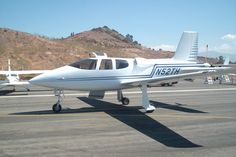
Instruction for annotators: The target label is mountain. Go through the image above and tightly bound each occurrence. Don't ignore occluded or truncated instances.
[0,26,173,70]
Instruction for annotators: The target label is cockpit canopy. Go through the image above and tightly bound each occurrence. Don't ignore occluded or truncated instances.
[69,59,97,70]
[69,58,129,70]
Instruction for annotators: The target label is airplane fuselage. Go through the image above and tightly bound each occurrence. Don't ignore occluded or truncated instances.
[30,57,211,91]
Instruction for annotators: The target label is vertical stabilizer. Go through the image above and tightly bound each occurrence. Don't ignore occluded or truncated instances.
[173,31,198,62]
[224,56,229,65]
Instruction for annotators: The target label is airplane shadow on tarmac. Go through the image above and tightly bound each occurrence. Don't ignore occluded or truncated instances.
[78,97,203,148]
[11,97,206,148]
[150,101,207,113]
[0,90,14,95]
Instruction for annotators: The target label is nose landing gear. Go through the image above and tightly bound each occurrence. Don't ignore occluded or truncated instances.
[52,90,63,113]
[52,103,62,113]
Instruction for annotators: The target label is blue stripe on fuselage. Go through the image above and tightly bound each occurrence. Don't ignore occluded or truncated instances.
[63,64,206,81]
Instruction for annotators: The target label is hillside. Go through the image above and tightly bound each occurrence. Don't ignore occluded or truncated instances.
[0,26,173,70]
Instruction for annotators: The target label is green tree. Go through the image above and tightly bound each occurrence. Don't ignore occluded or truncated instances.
[125,34,133,42]
[218,56,224,64]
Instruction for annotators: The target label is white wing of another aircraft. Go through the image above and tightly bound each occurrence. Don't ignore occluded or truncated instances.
[30,31,232,113]
[0,60,49,91]
[0,70,48,75]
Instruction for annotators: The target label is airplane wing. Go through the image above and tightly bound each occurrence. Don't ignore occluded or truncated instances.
[121,71,207,87]
[0,70,50,75]
[121,66,233,87]
[0,71,9,75]
[3,70,49,75]
[1,81,30,86]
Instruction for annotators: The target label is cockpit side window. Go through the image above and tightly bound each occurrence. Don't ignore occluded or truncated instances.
[69,59,97,70]
[99,59,113,70]
[116,59,129,69]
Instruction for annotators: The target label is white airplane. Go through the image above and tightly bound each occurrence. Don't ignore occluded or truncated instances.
[30,31,230,113]
[224,56,229,65]
[0,60,49,91]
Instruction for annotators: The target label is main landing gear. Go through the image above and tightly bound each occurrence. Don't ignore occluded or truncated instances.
[117,90,130,105]
[117,85,156,113]
[52,90,63,113]
[51,86,155,113]
[141,84,155,113]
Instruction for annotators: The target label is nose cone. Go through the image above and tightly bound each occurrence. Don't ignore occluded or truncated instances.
[29,65,76,88]
[29,73,50,87]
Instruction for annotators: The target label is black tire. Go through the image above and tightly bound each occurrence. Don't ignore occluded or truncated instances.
[146,109,155,113]
[52,103,62,113]
[146,103,155,113]
[121,97,129,105]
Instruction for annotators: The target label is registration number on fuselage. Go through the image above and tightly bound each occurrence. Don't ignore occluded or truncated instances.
[155,67,181,76]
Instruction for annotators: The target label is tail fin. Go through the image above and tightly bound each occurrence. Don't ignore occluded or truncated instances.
[224,56,229,65]
[173,31,198,62]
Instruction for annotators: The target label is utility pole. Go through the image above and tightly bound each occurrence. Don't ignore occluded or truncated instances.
[205,44,208,63]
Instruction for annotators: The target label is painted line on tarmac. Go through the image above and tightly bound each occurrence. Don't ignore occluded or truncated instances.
[0,87,236,99]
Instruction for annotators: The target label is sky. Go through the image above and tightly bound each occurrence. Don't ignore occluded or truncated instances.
[1,0,236,61]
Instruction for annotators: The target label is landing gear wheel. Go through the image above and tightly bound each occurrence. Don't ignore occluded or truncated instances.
[52,103,62,113]
[121,97,129,105]
[146,109,155,113]
[145,103,156,113]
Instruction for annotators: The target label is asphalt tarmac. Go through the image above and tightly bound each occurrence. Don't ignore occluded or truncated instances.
[0,80,236,157]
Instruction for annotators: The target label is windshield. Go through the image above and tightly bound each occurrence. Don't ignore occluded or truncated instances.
[69,59,97,70]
